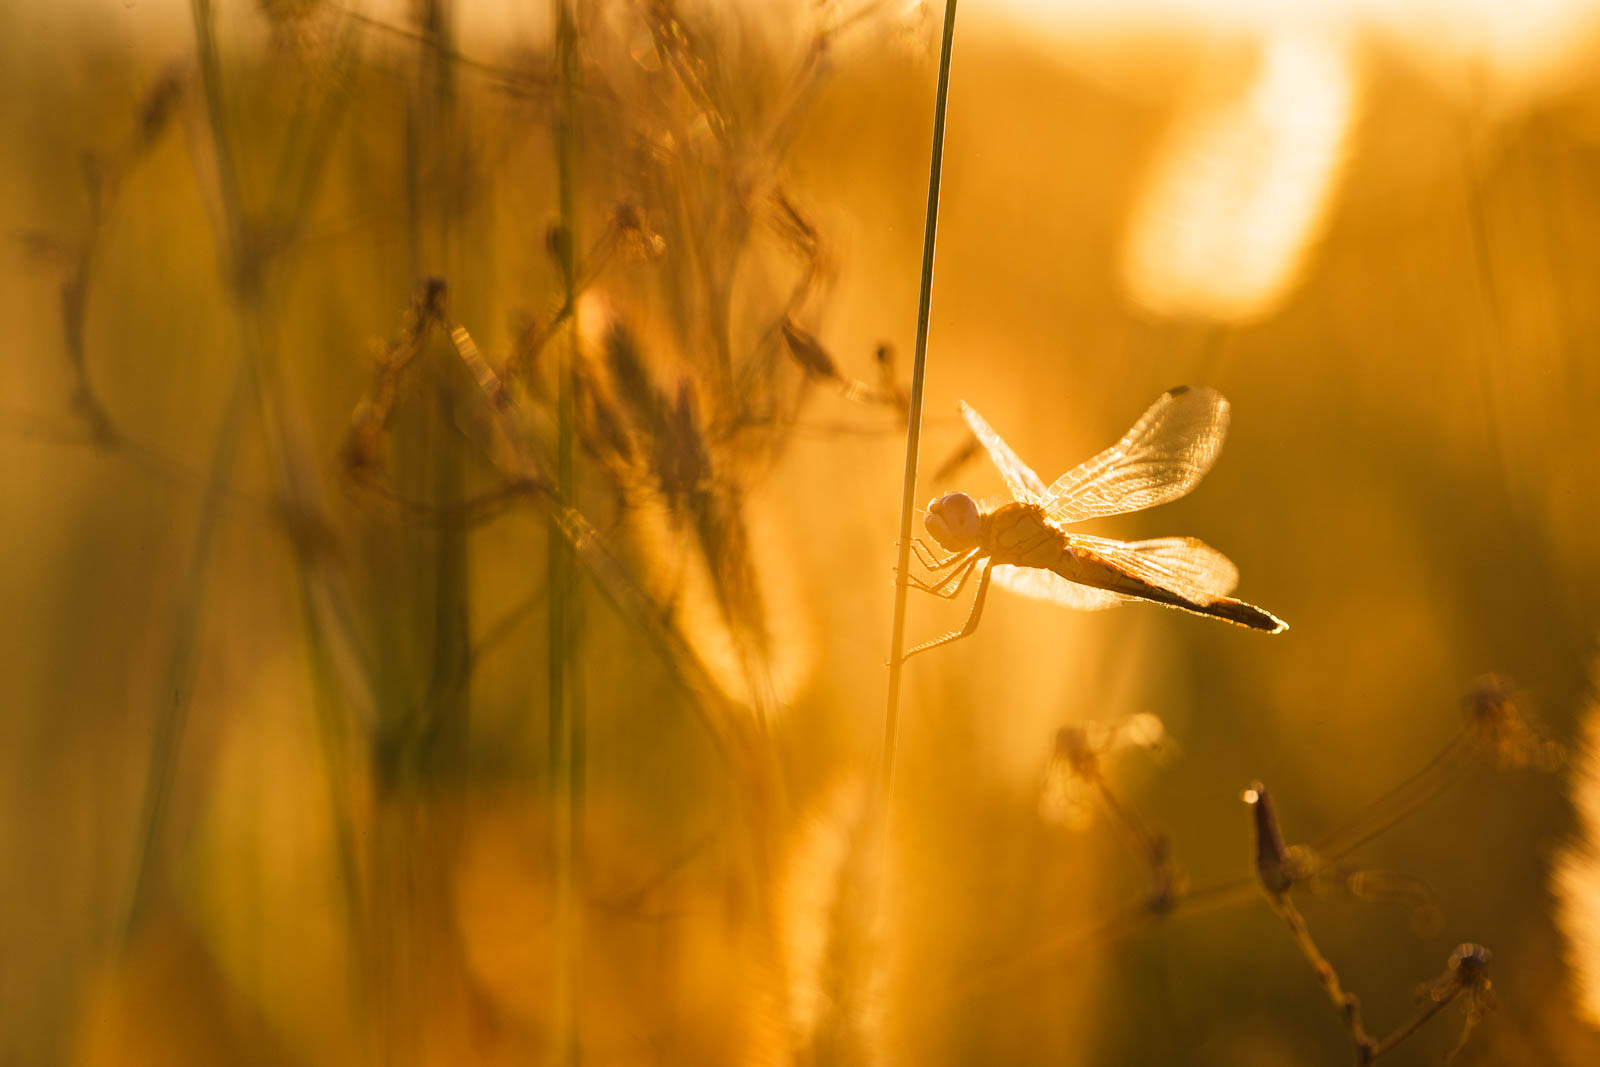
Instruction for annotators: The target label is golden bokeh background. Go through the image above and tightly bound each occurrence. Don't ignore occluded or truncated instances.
[7,1,1600,1064]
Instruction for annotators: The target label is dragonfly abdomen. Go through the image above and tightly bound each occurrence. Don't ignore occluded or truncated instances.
[1051,545,1287,633]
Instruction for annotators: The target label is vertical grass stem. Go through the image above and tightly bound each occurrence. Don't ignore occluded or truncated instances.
[550,3,583,1063]
[882,0,958,799]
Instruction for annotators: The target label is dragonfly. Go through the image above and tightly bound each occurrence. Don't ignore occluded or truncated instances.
[905,386,1286,660]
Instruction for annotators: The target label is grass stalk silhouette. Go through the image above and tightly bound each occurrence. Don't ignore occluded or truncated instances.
[882,0,959,800]
[550,2,584,1061]
[121,2,248,944]
[121,360,253,946]
[127,0,373,985]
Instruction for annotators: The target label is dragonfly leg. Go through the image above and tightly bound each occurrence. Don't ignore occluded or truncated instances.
[910,537,965,571]
[906,546,975,591]
[908,553,979,599]
[902,561,993,662]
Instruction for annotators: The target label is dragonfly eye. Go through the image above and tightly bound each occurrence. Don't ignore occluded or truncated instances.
[924,492,981,551]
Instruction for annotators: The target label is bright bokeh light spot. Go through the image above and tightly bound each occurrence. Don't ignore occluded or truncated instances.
[1556,706,1600,1029]
[1122,31,1357,323]
[781,777,872,1044]
[987,0,1600,91]
[1120,711,1167,749]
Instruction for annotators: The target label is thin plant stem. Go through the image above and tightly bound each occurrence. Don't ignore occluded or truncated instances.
[444,324,744,764]
[392,0,474,773]
[1271,895,1376,1060]
[881,0,958,800]
[864,13,959,1041]
[122,0,302,946]
[167,0,375,1019]
[1093,777,1160,865]
[913,720,1492,1021]
[1307,732,1473,862]
[1370,993,1458,1060]
[121,359,253,945]
[550,2,583,1063]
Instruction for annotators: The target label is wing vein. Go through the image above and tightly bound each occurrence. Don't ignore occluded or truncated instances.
[1043,387,1230,523]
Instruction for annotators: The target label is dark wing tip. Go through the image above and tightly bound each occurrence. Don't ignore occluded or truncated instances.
[1212,597,1289,633]
[1257,607,1290,634]
[1245,604,1290,634]
[1167,385,1191,396]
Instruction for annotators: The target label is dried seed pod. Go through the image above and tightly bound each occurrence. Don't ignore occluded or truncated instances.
[781,319,839,380]
[874,342,908,413]
[574,358,635,470]
[1463,674,1563,771]
[614,200,666,260]
[1246,782,1295,897]
[660,378,710,500]
[547,222,575,285]
[134,67,185,154]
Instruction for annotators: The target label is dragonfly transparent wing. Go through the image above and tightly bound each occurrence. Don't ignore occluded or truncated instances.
[1043,386,1229,523]
[1068,533,1240,604]
[959,402,1047,505]
[1038,767,1096,829]
[990,563,1124,610]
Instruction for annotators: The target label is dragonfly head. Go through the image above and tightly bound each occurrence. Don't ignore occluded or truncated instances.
[925,492,982,551]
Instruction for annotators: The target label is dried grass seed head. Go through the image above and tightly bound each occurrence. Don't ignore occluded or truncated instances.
[780,319,839,380]
[1463,673,1564,771]
[1246,782,1296,897]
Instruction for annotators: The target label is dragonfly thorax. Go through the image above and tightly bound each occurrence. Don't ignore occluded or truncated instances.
[925,492,983,552]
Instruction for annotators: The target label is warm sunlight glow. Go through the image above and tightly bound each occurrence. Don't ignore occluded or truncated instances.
[575,299,813,714]
[1039,714,1169,829]
[1556,693,1600,1029]
[1120,711,1167,750]
[780,778,875,1047]
[1122,31,1356,323]
[13,1,1600,1062]
[989,0,1600,92]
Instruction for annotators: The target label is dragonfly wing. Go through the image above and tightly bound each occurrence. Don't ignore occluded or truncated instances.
[1069,533,1240,603]
[1043,386,1230,523]
[960,401,1047,504]
[991,563,1124,610]
[1039,771,1096,829]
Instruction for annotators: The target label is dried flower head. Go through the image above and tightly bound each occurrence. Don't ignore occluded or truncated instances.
[613,201,667,261]
[1419,943,1495,1062]
[1463,674,1564,771]
[1244,782,1321,897]
[780,319,840,381]
[1038,714,1167,829]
